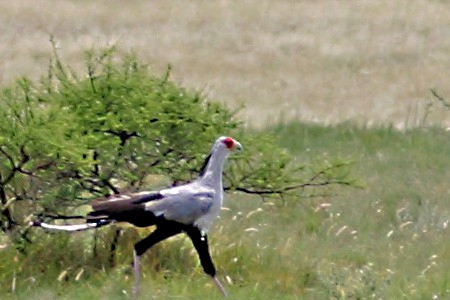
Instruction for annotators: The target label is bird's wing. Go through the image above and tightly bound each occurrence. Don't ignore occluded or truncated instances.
[143,185,215,225]
[89,191,164,218]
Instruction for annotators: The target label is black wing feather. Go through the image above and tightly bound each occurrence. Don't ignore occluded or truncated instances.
[132,192,165,204]
[88,191,164,218]
[87,191,166,227]
[198,152,212,177]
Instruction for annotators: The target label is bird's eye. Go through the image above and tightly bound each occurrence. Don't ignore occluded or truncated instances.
[222,137,235,149]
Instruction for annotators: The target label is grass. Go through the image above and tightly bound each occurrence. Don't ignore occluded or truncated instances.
[2,122,450,299]
[272,122,450,299]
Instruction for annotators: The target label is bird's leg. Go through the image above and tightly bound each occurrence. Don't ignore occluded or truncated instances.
[132,225,183,297]
[212,276,228,297]
[186,226,228,297]
[133,249,141,297]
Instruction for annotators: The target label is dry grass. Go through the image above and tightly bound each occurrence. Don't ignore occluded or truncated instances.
[1,0,450,127]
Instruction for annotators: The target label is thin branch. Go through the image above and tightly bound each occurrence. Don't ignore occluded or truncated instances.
[103,178,120,195]
[102,129,140,146]
[0,147,16,170]
[0,146,32,185]
[147,147,174,168]
[79,181,104,195]
[226,179,352,195]
[225,161,353,197]
[1,197,16,213]
[431,89,450,109]
[88,150,120,195]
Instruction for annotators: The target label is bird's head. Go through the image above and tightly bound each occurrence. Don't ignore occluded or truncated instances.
[217,136,243,152]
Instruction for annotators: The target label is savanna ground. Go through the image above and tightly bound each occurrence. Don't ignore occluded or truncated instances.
[1,0,450,299]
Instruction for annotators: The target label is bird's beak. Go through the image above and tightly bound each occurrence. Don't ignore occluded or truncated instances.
[233,141,243,151]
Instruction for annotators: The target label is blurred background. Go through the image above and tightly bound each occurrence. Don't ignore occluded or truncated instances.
[2,0,450,128]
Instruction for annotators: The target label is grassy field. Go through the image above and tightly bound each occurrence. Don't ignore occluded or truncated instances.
[2,0,450,126]
[1,123,450,299]
[1,0,450,299]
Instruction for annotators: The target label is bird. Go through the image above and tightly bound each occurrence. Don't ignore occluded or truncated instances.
[31,136,242,297]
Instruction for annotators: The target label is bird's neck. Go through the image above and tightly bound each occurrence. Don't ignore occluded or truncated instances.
[198,148,228,190]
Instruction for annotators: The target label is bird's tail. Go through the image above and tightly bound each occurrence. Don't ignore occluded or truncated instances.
[31,217,111,232]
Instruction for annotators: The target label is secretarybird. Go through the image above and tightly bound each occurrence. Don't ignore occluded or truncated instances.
[32,136,242,297]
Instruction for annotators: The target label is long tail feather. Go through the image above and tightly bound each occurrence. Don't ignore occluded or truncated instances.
[31,220,110,232]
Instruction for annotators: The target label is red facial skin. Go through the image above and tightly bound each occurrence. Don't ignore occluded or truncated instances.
[223,137,235,149]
